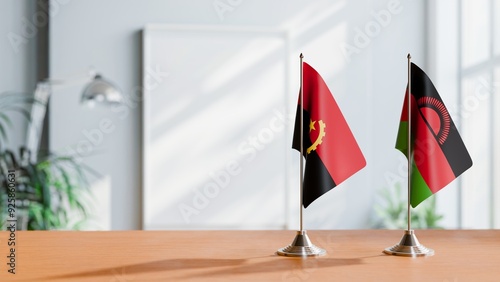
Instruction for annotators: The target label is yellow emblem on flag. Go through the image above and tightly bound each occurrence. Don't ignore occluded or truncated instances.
[307,119,326,154]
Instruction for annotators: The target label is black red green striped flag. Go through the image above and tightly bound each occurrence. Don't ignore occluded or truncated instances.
[292,62,366,208]
[396,63,473,208]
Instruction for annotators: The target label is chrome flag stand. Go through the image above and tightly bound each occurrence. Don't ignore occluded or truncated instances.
[277,53,326,257]
[277,230,326,257]
[383,54,434,257]
[384,229,434,257]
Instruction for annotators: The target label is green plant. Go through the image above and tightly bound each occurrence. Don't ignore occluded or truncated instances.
[0,92,94,230]
[372,182,444,229]
[0,148,93,230]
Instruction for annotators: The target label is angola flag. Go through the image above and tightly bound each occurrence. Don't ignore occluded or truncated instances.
[292,62,366,208]
[396,63,473,208]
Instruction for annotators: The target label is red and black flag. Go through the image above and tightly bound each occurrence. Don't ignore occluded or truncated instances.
[292,62,366,208]
[396,63,473,207]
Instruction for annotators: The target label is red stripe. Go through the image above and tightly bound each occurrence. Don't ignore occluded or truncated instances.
[303,62,366,184]
[414,104,456,193]
[399,88,409,122]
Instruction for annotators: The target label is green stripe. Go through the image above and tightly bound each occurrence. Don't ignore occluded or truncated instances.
[410,162,433,208]
[395,121,408,156]
[396,121,433,208]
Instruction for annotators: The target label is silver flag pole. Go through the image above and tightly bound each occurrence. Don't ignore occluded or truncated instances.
[277,53,326,257]
[383,54,434,257]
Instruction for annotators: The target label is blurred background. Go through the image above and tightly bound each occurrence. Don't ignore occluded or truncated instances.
[0,0,498,230]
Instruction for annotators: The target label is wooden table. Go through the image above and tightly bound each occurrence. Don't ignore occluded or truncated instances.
[0,230,499,281]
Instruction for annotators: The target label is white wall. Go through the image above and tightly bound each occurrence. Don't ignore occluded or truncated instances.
[49,0,426,230]
[0,0,37,150]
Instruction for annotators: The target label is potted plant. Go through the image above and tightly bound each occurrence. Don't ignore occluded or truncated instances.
[0,92,93,230]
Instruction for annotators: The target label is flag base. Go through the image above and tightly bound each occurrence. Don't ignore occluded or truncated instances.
[277,230,326,257]
[383,230,434,257]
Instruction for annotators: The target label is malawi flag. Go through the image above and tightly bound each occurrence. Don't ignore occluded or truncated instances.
[396,63,473,207]
[292,62,366,208]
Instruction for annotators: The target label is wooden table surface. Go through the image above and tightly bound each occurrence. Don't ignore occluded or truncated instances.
[0,230,499,281]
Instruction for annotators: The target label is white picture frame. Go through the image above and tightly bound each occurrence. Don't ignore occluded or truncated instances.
[142,24,292,230]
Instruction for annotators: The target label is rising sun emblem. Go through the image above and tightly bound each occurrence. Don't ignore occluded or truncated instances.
[417,97,451,145]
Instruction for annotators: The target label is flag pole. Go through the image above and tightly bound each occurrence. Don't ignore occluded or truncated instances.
[383,53,434,257]
[299,53,304,232]
[407,53,412,232]
[277,53,325,257]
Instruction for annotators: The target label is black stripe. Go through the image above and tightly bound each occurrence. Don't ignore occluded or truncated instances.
[292,104,312,157]
[292,105,337,208]
[302,151,337,208]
